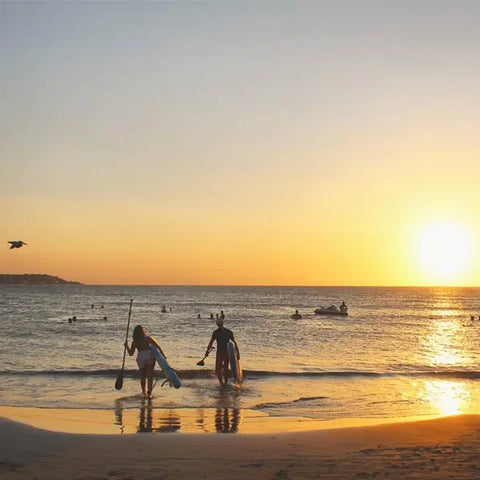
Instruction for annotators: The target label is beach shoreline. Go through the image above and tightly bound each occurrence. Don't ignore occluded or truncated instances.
[0,405,439,435]
[2,409,480,479]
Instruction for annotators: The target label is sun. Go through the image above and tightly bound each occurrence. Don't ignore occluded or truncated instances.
[417,222,473,284]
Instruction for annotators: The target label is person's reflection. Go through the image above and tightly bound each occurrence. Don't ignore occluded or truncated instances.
[196,409,207,432]
[138,398,154,432]
[115,398,182,434]
[114,399,125,434]
[214,408,240,433]
[138,401,181,433]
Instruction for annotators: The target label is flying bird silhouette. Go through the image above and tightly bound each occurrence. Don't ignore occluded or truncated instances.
[8,241,28,249]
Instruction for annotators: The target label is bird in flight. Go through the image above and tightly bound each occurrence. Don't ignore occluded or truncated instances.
[8,241,28,249]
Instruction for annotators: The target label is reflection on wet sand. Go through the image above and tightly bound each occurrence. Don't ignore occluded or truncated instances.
[213,383,241,433]
[215,408,240,433]
[138,403,181,433]
[114,398,243,434]
[114,400,124,434]
[115,398,181,433]
[422,380,470,416]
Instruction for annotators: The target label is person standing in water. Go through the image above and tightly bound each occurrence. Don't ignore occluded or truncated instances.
[125,325,165,398]
[204,319,240,386]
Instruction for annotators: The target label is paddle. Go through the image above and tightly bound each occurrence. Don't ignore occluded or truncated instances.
[115,299,133,390]
[196,347,214,366]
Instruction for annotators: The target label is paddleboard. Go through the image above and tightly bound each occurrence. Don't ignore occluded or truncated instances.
[149,343,181,389]
[227,341,243,384]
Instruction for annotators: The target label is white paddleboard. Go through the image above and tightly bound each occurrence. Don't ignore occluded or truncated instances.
[227,341,243,384]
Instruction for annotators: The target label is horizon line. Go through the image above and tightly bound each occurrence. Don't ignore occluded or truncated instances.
[29,283,480,288]
[1,274,479,288]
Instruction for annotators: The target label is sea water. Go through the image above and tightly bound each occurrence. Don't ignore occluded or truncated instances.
[1,285,480,433]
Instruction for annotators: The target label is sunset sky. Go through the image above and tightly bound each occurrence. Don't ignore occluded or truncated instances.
[2,1,480,286]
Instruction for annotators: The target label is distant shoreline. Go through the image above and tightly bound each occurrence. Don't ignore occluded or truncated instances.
[0,274,82,285]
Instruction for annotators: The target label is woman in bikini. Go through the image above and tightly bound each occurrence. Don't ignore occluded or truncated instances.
[125,325,166,398]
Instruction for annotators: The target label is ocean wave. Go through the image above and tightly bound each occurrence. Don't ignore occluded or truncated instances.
[0,368,215,379]
[255,395,329,409]
[2,368,480,380]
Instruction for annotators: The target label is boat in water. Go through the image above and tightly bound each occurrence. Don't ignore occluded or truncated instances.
[314,304,348,317]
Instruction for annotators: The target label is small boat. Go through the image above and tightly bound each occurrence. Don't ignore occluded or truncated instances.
[314,305,348,317]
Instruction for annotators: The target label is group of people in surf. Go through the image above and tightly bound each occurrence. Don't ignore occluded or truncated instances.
[68,303,107,323]
[124,317,239,398]
[196,311,225,320]
[68,314,107,323]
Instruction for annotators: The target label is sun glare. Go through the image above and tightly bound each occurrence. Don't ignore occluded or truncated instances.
[423,380,469,416]
[417,222,473,283]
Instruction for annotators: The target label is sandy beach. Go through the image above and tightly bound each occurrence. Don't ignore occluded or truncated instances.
[2,410,480,479]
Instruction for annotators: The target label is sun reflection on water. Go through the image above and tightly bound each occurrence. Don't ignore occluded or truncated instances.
[429,319,462,367]
[422,380,470,416]
[417,296,474,416]
[423,316,472,368]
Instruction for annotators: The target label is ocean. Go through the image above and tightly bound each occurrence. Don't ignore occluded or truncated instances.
[1,285,480,433]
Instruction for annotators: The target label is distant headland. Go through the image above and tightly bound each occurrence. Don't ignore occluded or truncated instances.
[0,274,82,285]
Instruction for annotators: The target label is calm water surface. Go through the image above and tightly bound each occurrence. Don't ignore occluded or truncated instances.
[1,285,480,433]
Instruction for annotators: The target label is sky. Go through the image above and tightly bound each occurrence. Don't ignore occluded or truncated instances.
[1,1,480,286]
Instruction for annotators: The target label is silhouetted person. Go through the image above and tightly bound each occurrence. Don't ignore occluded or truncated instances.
[204,319,240,386]
[125,325,166,398]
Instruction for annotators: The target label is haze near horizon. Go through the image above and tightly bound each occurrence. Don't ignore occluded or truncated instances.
[2,1,479,286]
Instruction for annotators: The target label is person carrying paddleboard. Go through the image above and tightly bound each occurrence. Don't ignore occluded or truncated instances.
[125,325,166,398]
[205,318,240,386]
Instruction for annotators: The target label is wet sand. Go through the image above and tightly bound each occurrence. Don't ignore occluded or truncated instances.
[0,405,436,435]
[1,408,480,479]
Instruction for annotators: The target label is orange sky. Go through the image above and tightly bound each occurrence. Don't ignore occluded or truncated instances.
[2,2,480,285]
